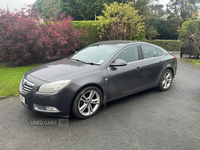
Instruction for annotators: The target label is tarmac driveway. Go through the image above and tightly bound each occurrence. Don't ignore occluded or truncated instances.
[0,54,200,150]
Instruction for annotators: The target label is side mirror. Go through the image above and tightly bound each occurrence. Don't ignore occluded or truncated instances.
[110,59,127,67]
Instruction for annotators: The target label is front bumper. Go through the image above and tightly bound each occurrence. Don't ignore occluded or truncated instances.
[19,75,76,117]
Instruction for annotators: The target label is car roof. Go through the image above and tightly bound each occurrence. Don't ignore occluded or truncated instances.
[93,40,158,48]
[93,40,169,54]
[93,40,139,47]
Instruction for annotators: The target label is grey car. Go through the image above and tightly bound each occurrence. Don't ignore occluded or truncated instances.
[19,40,177,119]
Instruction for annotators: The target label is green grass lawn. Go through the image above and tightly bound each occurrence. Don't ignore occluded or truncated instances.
[182,58,200,66]
[0,64,42,97]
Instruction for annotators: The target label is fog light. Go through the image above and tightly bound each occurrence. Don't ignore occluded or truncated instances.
[33,104,46,110]
[33,104,60,112]
[46,106,59,111]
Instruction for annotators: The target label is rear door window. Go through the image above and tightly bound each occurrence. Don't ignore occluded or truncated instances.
[141,45,157,59]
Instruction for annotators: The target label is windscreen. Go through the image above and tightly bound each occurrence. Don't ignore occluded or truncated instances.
[71,44,118,65]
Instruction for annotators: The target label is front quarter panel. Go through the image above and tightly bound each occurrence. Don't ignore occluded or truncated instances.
[69,69,109,101]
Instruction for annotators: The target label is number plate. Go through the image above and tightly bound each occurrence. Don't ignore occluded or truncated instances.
[20,94,25,104]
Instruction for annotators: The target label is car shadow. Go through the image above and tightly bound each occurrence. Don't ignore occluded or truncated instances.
[69,87,162,121]
[21,87,171,126]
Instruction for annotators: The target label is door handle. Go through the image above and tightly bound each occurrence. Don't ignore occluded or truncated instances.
[159,61,163,64]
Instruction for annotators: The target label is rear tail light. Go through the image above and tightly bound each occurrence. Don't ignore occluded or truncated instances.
[174,56,177,61]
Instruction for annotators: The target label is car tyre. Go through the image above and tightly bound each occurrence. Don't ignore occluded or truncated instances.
[72,86,102,119]
[158,69,173,91]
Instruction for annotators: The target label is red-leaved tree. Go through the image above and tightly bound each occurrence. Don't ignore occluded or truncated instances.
[37,16,85,62]
[0,6,85,66]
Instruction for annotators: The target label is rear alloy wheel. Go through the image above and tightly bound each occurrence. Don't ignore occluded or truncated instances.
[72,86,102,119]
[158,69,173,91]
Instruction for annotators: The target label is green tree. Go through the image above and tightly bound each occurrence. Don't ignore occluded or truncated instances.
[97,2,145,40]
[35,0,163,21]
[166,14,180,39]
[57,0,132,20]
[147,17,179,39]
[130,0,159,17]
[147,18,167,36]
[146,25,159,40]
[167,0,200,22]
[76,0,105,20]
[148,4,165,18]
[58,0,82,20]
[35,0,59,20]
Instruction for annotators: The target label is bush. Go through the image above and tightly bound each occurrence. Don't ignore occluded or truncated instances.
[146,40,182,51]
[97,2,145,41]
[0,8,85,66]
[179,20,200,37]
[73,21,100,48]
[179,20,200,55]
[0,9,41,66]
[146,25,160,40]
[37,16,86,61]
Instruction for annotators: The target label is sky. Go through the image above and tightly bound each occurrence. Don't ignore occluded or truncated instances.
[0,0,36,12]
[0,0,169,12]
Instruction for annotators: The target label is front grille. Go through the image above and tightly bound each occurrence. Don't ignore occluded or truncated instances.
[21,79,34,94]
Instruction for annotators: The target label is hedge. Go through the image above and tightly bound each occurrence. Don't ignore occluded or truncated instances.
[146,40,182,51]
[40,21,182,52]
[73,21,100,48]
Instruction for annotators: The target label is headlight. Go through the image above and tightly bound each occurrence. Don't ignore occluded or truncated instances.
[38,80,71,93]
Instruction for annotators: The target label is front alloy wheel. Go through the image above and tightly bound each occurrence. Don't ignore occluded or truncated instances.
[158,69,173,91]
[72,86,102,119]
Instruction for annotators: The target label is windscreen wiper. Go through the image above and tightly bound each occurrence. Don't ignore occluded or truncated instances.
[70,59,86,63]
[84,62,100,66]
[70,59,100,66]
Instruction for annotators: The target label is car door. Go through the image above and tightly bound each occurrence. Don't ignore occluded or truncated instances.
[107,45,143,100]
[140,45,164,87]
